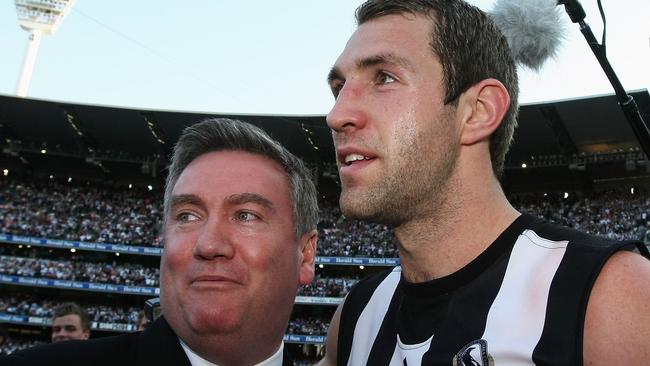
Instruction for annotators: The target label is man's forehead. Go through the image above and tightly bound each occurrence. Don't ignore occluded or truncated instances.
[171,151,292,208]
[176,151,286,185]
[336,14,434,69]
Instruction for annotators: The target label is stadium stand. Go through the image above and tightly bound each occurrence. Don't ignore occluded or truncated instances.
[1,91,649,362]
[0,337,46,356]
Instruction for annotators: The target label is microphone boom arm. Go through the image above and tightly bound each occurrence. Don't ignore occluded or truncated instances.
[559,0,650,160]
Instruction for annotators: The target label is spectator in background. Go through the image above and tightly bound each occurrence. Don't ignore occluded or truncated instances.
[51,302,90,343]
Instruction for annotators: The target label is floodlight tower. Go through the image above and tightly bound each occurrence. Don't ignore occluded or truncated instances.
[14,0,76,97]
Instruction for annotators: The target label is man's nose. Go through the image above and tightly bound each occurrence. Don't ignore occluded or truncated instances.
[193,219,235,260]
[326,81,367,133]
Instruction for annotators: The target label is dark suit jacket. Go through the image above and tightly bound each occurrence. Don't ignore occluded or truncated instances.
[1,316,294,366]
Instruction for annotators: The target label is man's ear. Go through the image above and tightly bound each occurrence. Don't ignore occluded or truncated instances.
[456,78,510,146]
[298,230,317,285]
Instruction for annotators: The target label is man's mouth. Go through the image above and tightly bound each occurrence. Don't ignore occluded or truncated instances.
[191,275,242,286]
[343,153,373,166]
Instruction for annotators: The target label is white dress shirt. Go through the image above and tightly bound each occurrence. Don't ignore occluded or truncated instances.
[180,339,284,366]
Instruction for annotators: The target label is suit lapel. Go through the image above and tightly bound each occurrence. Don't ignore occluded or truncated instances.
[136,316,192,365]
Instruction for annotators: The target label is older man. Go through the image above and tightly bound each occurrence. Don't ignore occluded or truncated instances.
[3,118,318,366]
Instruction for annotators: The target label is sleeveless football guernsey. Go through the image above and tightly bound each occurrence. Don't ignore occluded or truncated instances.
[336,214,649,365]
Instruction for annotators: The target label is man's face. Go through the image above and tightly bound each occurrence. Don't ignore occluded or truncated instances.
[51,314,89,342]
[327,14,460,225]
[160,150,316,344]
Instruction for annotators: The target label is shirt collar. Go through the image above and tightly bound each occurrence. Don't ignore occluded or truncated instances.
[179,338,284,366]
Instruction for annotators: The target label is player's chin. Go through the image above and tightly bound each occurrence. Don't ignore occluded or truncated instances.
[339,195,372,220]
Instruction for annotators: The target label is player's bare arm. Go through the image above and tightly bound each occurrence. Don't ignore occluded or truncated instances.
[584,250,650,365]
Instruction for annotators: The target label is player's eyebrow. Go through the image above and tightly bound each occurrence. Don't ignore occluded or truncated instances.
[327,52,414,86]
[355,52,414,72]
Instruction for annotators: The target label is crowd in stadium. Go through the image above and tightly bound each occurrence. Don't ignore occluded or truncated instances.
[286,317,330,336]
[0,178,163,247]
[510,190,650,242]
[318,203,399,258]
[0,255,160,287]
[0,296,141,325]
[0,338,46,356]
[3,181,648,360]
[2,177,649,260]
[298,275,359,298]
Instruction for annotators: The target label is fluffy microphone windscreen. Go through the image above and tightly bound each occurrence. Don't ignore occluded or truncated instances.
[489,0,566,70]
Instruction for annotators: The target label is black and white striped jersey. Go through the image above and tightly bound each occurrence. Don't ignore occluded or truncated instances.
[336,214,649,366]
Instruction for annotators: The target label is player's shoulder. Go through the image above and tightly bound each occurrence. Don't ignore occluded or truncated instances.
[589,249,650,304]
[584,249,650,364]
[523,213,648,256]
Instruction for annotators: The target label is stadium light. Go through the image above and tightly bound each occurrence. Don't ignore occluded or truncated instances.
[14,0,76,97]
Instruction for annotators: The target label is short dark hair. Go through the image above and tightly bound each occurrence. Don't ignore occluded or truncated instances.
[164,118,319,237]
[52,302,90,332]
[356,0,519,177]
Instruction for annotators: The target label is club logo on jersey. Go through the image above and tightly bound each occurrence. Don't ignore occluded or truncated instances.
[452,339,494,366]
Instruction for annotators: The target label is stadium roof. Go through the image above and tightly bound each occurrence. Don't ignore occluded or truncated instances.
[509,90,650,162]
[0,95,333,163]
[1,90,649,180]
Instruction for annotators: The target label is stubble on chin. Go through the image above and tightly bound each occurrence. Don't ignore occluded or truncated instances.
[338,179,402,225]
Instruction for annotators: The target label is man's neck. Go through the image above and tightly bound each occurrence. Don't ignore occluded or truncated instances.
[395,172,519,283]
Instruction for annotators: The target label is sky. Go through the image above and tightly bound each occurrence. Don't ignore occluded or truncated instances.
[0,0,648,116]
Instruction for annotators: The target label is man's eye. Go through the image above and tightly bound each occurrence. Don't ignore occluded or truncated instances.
[177,212,199,222]
[377,72,396,85]
[330,83,343,99]
[236,212,258,221]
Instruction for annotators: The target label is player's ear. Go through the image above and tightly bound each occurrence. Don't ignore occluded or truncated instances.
[456,78,510,146]
[298,230,317,285]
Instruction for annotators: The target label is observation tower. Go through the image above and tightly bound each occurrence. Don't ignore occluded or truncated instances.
[14,0,75,97]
